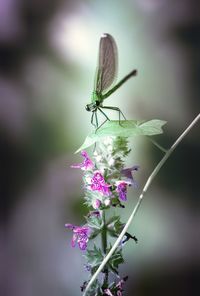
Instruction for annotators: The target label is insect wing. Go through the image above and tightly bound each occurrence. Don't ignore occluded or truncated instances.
[95,33,118,94]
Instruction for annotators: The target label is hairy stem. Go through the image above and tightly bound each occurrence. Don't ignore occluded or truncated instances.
[83,113,200,296]
[101,210,108,286]
[147,137,167,153]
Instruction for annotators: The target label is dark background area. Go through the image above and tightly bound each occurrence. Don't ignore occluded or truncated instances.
[1,0,200,295]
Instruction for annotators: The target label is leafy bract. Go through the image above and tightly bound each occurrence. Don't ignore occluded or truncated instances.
[75,119,167,153]
[106,215,124,237]
[107,248,124,275]
[85,245,104,268]
[87,215,103,230]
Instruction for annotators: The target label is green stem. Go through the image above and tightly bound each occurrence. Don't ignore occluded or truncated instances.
[101,210,108,286]
[83,113,200,296]
[147,137,167,153]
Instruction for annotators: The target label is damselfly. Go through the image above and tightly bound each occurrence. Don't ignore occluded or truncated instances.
[85,33,137,128]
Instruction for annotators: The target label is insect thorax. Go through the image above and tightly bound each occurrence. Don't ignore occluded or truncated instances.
[91,91,103,104]
[85,92,103,112]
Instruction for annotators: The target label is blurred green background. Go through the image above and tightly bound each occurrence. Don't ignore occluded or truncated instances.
[1,0,200,295]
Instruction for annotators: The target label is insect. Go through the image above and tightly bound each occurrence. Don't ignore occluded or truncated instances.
[85,33,137,128]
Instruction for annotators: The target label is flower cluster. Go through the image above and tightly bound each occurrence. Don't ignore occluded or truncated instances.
[65,137,139,295]
[88,171,111,196]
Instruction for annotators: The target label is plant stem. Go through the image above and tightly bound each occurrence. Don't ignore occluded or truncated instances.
[83,113,200,296]
[147,137,167,153]
[101,210,108,286]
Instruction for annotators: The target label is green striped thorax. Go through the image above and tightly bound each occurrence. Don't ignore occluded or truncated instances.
[85,91,103,112]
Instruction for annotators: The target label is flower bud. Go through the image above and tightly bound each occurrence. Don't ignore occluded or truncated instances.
[104,198,111,206]
[92,199,101,209]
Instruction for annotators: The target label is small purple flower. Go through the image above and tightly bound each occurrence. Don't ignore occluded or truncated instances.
[116,276,128,289]
[116,276,128,295]
[71,150,94,170]
[84,264,91,272]
[88,171,111,196]
[104,276,127,296]
[65,224,90,250]
[116,180,130,201]
[121,165,139,187]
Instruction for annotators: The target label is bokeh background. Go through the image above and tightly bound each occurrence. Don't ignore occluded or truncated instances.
[1,0,200,295]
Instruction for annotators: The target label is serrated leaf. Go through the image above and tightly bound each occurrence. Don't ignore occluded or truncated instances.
[138,119,167,135]
[75,119,167,153]
[83,279,100,296]
[106,215,121,225]
[87,215,103,230]
[85,245,104,267]
[107,215,124,237]
[89,229,101,240]
[107,250,124,274]
[95,119,166,137]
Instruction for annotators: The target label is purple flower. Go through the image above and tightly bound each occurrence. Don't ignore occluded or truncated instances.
[65,224,90,250]
[116,276,128,295]
[115,180,130,201]
[116,276,128,290]
[71,150,94,170]
[121,165,139,187]
[104,276,128,296]
[88,171,111,196]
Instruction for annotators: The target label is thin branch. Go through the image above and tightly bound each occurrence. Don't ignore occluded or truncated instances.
[147,137,167,153]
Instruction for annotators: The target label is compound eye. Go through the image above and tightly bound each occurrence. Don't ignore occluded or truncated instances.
[85,105,90,111]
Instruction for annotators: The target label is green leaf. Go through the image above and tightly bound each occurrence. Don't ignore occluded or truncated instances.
[89,229,101,240]
[87,215,103,230]
[107,249,124,274]
[106,215,121,225]
[106,215,124,237]
[138,119,167,135]
[75,134,96,153]
[85,245,104,268]
[75,119,167,153]
[95,119,166,137]
[85,246,124,276]
[83,279,100,296]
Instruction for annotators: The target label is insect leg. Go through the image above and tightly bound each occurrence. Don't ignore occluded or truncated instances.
[96,118,108,131]
[92,107,110,131]
[101,105,126,125]
[97,107,110,121]
[94,111,98,128]
[91,111,95,127]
